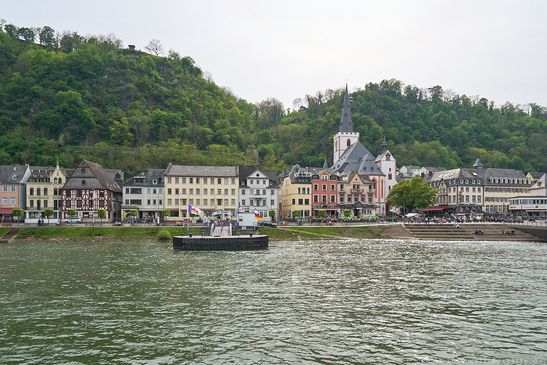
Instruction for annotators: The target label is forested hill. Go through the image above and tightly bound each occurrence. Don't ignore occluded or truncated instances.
[0,24,546,175]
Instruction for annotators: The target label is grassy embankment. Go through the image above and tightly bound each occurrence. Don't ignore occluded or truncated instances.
[13,226,202,242]
[9,225,385,242]
[0,227,10,238]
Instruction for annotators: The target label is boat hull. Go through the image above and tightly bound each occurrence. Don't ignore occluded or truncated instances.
[173,235,268,251]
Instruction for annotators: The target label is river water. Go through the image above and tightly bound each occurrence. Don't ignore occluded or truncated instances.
[0,239,545,364]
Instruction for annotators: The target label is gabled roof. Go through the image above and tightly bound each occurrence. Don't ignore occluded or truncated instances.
[332,141,384,176]
[63,160,122,192]
[528,171,544,180]
[239,166,278,187]
[0,165,30,184]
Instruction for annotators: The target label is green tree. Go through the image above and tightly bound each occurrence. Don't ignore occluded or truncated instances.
[12,208,24,225]
[43,208,54,225]
[97,208,106,224]
[38,26,55,48]
[387,176,437,214]
[268,210,276,221]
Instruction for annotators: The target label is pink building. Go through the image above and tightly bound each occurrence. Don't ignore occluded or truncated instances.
[311,168,339,218]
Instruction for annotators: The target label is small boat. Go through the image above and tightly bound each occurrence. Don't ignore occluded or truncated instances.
[173,221,268,251]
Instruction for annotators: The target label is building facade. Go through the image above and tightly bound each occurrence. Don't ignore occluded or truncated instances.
[61,160,123,222]
[163,164,239,222]
[428,160,530,215]
[0,165,31,222]
[279,165,314,220]
[311,169,339,218]
[122,169,165,222]
[338,171,377,217]
[25,163,70,223]
[238,167,278,221]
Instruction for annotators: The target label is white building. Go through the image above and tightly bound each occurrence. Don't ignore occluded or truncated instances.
[238,167,278,221]
[122,169,165,221]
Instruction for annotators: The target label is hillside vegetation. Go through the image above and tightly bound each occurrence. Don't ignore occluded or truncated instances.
[1,23,545,174]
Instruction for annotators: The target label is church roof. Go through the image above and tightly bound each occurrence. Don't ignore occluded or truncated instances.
[339,84,353,133]
[332,141,384,176]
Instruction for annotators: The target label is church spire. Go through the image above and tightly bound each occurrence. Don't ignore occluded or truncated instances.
[380,136,388,154]
[339,84,353,133]
[323,157,329,169]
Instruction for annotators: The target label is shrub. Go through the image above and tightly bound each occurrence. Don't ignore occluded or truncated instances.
[157,229,171,241]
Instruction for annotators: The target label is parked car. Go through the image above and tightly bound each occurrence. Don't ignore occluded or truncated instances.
[258,221,277,228]
[63,218,82,224]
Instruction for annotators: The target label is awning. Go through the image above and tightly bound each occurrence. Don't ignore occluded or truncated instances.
[422,206,448,212]
[0,208,14,214]
[405,212,418,218]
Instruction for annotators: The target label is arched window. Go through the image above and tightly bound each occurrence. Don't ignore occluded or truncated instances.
[346,139,351,147]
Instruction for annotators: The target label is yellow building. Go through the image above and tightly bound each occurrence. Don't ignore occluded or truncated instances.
[279,165,316,220]
[163,164,239,222]
[26,164,70,223]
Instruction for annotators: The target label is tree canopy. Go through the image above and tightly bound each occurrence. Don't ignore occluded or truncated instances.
[0,22,545,176]
[387,176,437,213]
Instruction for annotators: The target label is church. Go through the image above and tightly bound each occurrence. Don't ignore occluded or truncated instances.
[331,85,397,215]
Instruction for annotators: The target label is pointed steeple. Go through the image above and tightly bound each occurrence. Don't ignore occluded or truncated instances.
[323,157,329,169]
[339,84,353,133]
[380,136,388,154]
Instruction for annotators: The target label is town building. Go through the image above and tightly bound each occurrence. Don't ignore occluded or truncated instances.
[238,166,278,221]
[337,171,377,217]
[330,85,396,215]
[0,164,31,222]
[311,167,339,218]
[122,169,165,222]
[428,160,530,215]
[163,164,239,222]
[61,160,123,222]
[279,165,316,220]
[25,163,71,223]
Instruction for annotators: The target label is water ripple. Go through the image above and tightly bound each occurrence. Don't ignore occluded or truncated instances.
[0,239,546,364]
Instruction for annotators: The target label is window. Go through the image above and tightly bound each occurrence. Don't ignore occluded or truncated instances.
[30,188,34,196]
[37,188,41,196]
[347,138,351,147]
[175,189,179,195]
[271,190,274,195]
[168,199,172,205]
[82,179,86,185]
[11,185,16,192]
[28,199,33,207]
[314,184,318,191]
[175,177,179,184]
[189,178,193,184]
[313,195,318,203]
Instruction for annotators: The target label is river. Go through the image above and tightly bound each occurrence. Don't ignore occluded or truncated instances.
[0,239,546,364]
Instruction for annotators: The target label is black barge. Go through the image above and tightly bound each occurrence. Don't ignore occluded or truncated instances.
[173,221,268,251]
[173,234,268,250]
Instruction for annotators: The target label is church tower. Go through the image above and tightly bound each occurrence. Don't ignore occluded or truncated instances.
[333,84,360,165]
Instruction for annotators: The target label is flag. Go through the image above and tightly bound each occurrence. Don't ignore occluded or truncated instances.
[254,208,263,220]
[188,204,201,216]
[238,201,244,212]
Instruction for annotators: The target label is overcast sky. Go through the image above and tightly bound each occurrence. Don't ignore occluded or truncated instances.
[3,0,547,108]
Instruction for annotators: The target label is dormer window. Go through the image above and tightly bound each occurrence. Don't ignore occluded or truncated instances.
[347,139,351,147]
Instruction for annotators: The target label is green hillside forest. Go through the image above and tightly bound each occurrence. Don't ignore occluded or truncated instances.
[1,22,546,175]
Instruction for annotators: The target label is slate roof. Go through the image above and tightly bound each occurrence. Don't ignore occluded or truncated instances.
[239,166,278,188]
[528,172,544,180]
[28,166,71,182]
[339,84,353,133]
[124,169,165,186]
[165,164,238,177]
[63,160,122,192]
[332,141,384,176]
[0,165,29,184]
